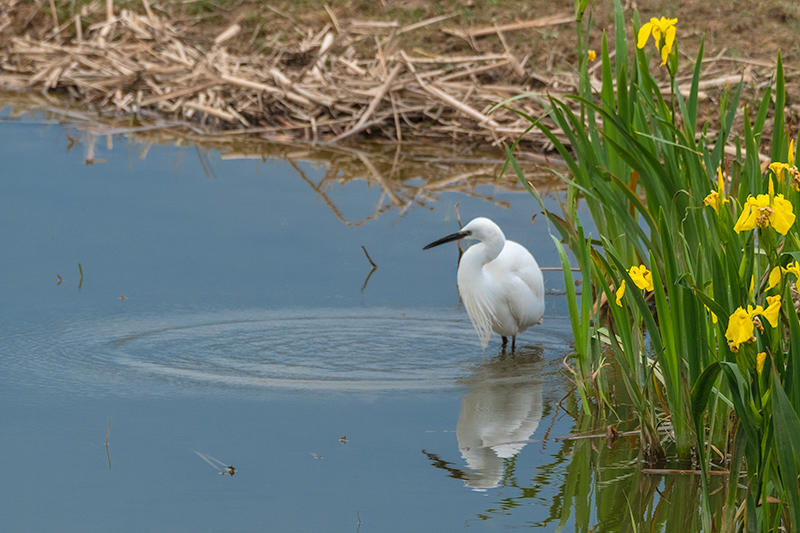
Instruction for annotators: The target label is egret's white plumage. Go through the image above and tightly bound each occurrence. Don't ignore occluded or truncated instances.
[424,217,544,350]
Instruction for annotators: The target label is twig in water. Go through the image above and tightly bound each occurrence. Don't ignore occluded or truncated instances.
[105,419,111,470]
[78,263,83,291]
[361,246,377,268]
[360,246,378,292]
[642,468,731,476]
[453,202,464,266]
[57,274,62,285]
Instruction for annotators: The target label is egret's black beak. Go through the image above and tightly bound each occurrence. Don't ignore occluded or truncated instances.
[423,230,471,250]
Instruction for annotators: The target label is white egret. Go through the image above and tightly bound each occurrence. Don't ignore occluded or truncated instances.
[423,217,544,351]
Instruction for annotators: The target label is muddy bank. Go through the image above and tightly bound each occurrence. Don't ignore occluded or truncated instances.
[1,0,796,154]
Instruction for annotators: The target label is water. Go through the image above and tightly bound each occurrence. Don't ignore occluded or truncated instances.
[0,104,696,532]
[9,308,576,395]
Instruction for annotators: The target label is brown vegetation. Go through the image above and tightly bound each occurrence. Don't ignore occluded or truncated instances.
[1,0,798,154]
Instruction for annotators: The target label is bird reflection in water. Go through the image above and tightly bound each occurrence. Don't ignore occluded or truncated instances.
[424,347,544,490]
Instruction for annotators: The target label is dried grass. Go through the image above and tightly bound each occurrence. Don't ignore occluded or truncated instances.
[0,1,777,153]
[0,0,577,151]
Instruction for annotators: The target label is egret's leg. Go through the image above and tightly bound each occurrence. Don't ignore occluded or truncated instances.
[511,336,516,352]
[501,336,508,348]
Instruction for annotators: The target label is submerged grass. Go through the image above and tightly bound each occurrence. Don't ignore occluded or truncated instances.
[505,0,800,530]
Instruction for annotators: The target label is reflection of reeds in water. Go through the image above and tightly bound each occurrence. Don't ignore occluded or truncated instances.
[2,93,566,227]
[225,142,562,227]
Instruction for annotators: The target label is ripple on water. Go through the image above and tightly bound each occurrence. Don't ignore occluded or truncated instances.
[3,308,574,397]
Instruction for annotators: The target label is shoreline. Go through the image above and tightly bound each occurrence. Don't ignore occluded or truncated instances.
[1,1,794,156]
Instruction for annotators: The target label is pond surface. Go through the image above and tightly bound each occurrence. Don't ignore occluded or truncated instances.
[0,105,701,532]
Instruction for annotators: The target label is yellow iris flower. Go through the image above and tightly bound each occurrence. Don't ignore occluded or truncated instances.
[703,167,730,212]
[725,298,781,352]
[587,49,597,62]
[725,305,763,352]
[733,193,796,235]
[615,265,654,306]
[629,265,654,291]
[637,17,678,65]
[767,261,800,290]
[770,161,790,181]
[703,191,720,211]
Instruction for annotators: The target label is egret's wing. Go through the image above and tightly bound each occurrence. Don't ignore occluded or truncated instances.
[494,242,545,331]
[502,242,544,296]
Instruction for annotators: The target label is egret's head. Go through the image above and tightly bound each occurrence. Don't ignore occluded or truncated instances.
[461,217,504,244]
[422,217,504,250]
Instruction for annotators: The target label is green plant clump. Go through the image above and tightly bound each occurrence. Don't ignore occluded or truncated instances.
[504,0,800,530]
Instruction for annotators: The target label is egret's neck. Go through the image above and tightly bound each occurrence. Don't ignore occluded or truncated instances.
[472,235,504,266]
[460,238,504,278]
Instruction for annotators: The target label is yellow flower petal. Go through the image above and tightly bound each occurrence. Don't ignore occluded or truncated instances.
[661,24,676,65]
[587,49,597,62]
[768,265,783,290]
[703,190,719,211]
[734,196,760,232]
[615,280,626,306]
[706,168,730,212]
[786,261,800,279]
[704,304,718,324]
[763,295,781,328]
[637,21,655,49]
[770,194,796,234]
[651,25,663,49]
[757,352,767,374]
[717,167,725,192]
[770,162,790,182]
